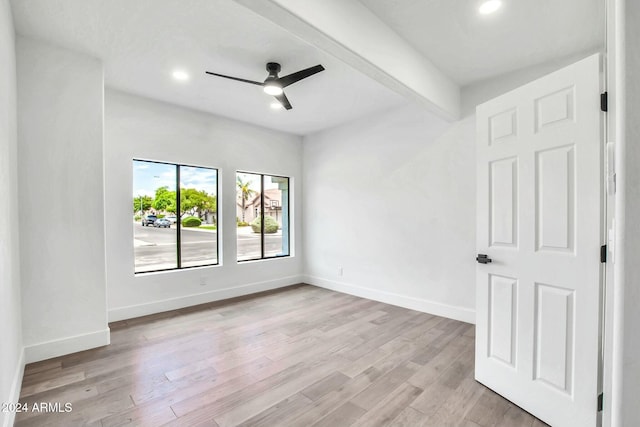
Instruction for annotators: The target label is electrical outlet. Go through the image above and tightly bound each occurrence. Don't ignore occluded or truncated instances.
[338,267,343,277]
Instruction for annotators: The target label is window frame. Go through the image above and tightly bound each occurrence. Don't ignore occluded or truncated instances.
[237,171,291,262]
[133,158,219,274]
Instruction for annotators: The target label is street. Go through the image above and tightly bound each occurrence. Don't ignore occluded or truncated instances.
[133,223,285,272]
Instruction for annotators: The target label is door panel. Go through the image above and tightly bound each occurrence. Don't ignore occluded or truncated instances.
[488,274,518,367]
[535,145,575,252]
[490,108,518,144]
[535,86,575,131]
[475,54,602,427]
[534,282,574,394]
[490,157,518,247]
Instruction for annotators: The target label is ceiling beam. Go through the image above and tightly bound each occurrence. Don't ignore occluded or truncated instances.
[234,0,461,121]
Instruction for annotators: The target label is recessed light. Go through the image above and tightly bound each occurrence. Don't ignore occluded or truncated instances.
[172,70,190,81]
[270,101,283,110]
[479,0,502,15]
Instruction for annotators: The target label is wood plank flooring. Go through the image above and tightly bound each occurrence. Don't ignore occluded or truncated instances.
[15,285,548,427]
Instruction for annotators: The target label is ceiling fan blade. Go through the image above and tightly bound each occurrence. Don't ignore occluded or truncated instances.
[274,92,292,110]
[277,65,325,88]
[205,71,263,86]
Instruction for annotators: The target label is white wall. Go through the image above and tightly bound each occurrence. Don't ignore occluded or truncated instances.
[620,0,640,423]
[303,104,476,322]
[104,90,304,320]
[0,1,24,426]
[17,37,109,363]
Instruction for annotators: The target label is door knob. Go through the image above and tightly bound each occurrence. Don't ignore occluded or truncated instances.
[476,254,492,264]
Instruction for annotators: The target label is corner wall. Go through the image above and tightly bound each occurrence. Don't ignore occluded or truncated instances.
[17,37,109,363]
[302,104,476,322]
[0,1,24,426]
[104,90,304,320]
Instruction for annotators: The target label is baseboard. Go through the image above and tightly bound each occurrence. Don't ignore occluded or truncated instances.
[304,275,476,324]
[1,347,25,427]
[108,275,304,322]
[24,328,111,364]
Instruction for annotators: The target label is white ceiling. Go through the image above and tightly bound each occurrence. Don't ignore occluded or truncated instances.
[360,0,605,86]
[10,0,605,135]
[9,0,407,135]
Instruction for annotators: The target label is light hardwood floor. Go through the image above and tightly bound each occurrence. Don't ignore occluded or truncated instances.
[15,285,548,427]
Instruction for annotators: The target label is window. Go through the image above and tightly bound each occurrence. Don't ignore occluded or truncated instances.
[236,172,290,261]
[133,159,218,273]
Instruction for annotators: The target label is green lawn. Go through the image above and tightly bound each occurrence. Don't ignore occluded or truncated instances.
[198,225,217,230]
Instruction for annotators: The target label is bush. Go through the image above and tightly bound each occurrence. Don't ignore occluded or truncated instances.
[182,216,202,227]
[251,216,279,233]
[134,215,141,221]
[237,221,249,227]
[157,214,165,219]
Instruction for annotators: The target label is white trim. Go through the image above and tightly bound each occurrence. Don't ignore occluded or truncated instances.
[108,275,304,322]
[24,328,110,364]
[603,2,622,427]
[611,0,627,425]
[1,347,25,427]
[304,275,475,324]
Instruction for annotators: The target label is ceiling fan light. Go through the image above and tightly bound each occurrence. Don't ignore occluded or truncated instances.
[270,101,283,109]
[263,83,283,96]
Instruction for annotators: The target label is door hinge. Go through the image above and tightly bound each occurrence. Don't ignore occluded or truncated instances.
[598,393,604,412]
[601,245,607,263]
[601,92,608,112]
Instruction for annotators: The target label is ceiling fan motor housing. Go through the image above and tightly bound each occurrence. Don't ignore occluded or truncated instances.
[266,62,281,77]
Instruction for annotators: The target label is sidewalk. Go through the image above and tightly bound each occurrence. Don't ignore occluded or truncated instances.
[237,226,282,236]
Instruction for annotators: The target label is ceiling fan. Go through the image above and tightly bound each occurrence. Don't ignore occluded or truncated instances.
[205,62,325,110]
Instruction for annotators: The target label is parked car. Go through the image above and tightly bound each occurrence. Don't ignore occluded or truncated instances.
[141,214,157,226]
[154,218,171,228]
[166,215,177,224]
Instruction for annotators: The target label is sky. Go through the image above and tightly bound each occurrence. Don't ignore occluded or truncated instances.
[237,172,283,192]
[133,160,217,197]
[133,160,286,198]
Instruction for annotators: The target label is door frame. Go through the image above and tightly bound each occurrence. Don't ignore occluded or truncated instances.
[602,1,625,426]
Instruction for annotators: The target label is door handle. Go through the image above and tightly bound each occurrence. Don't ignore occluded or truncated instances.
[476,254,492,264]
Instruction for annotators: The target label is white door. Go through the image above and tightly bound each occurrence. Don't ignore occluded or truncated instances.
[475,54,603,427]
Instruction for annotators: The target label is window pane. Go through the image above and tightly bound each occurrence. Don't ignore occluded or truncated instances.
[236,172,262,261]
[133,160,177,272]
[264,175,289,258]
[180,166,218,267]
